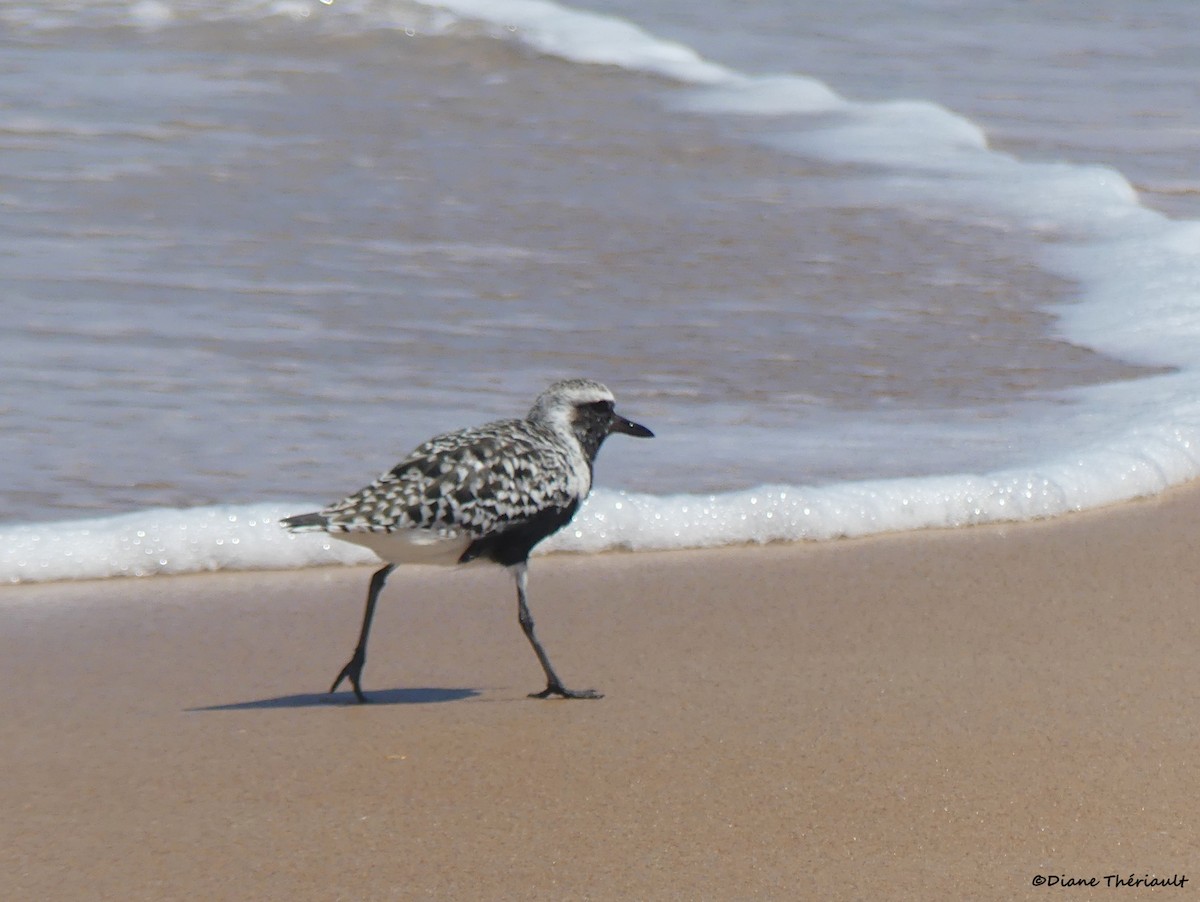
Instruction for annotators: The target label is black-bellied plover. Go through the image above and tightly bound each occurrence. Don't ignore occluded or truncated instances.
[282,378,653,701]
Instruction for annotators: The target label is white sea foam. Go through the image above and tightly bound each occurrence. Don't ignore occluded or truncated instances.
[0,504,376,584]
[6,410,1200,584]
[673,75,844,117]
[415,0,733,84]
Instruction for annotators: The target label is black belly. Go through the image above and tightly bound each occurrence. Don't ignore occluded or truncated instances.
[458,500,581,567]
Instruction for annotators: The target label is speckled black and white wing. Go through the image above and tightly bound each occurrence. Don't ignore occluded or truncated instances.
[329,419,587,535]
[282,417,591,566]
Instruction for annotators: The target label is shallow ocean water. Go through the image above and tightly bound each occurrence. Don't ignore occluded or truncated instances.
[3,0,1200,581]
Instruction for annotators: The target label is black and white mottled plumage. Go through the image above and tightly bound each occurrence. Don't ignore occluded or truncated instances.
[282,378,653,701]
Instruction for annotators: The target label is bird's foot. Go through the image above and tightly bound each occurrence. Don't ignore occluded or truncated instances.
[529,683,603,700]
[329,652,369,703]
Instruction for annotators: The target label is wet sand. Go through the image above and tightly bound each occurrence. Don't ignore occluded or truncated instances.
[3,483,1200,900]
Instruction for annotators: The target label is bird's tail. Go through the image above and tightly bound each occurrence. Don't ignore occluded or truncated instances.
[280,511,329,532]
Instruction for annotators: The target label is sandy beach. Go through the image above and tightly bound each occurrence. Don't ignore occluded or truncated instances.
[4,484,1199,900]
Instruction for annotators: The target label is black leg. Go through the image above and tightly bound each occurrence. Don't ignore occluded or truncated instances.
[330,563,396,703]
[512,563,601,700]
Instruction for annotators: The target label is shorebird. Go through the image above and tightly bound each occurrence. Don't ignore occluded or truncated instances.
[282,378,653,701]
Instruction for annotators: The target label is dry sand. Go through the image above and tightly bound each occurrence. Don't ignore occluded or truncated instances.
[3,483,1200,900]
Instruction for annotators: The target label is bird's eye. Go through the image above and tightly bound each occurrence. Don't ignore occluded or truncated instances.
[584,400,613,413]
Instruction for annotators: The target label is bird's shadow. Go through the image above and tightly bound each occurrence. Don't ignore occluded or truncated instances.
[189,686,481,712]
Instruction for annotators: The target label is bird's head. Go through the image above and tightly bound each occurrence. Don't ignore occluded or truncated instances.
[529,378,653,461]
